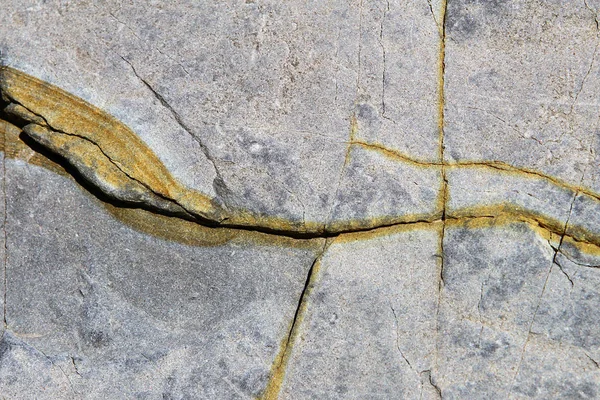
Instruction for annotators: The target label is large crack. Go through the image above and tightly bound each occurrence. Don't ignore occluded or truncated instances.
[5,98,202,221]
[5,114,600,250]
[2,61,600,244]
[2,113,6,332]
[433,0,448,392]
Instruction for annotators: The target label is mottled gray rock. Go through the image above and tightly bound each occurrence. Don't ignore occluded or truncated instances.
[329,145,441,229]
[279,225,441,399]
[0,0,442,226]
[2,0,600,399]
[438,222,600,399]
[444,0,600,190]
[446,165,577,224]
[2,158,322,398]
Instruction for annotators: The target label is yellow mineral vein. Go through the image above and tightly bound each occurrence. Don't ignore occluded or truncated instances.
[2,66,600,255]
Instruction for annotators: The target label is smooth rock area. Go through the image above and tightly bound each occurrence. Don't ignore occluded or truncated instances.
[1,0,600,399]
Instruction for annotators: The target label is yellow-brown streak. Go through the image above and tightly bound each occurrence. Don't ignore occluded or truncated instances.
[0,66,223,221]
[0,119,317,249]
[4,67,600,242]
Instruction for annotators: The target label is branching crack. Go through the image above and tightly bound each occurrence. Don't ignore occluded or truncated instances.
[509,183,580,397]
[555,248,600,269]
[2,117,6,331]
[550,250,575,288]
[10,99,198,220]
[421,369,443,400]
[24,341,79,397]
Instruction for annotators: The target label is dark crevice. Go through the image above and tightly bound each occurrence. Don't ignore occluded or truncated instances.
[5,115,600,246]
[282,240,328,352]
[261,239,330,399]
[0,104,202,221]
[0,112,449,241]
[421,369,443,400]
[6,97,201,218]
[434,0,448,380]
[509,186,580,397]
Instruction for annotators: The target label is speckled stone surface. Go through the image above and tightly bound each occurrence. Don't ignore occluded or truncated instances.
[2,1,600,399]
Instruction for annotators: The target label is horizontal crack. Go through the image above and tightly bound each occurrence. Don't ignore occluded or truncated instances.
[2,67,600,250]
[5,112,600,247]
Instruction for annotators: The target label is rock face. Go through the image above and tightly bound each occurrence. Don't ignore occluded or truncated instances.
[1,0,600,399]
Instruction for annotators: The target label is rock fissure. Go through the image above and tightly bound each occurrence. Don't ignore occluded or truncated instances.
[2,116,6,331]
[509,182,580,396]
[389,303,416,373]
[2,67,600,253]
[433,0,448,383]
[9,98,199,220]
[261,239,329,400]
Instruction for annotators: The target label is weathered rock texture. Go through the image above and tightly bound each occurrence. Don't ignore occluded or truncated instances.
[1,0,600,399]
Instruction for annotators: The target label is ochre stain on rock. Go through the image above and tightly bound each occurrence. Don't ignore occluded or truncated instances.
[2,66,600,256]
[0,66,224,222]
[0,118,317,249]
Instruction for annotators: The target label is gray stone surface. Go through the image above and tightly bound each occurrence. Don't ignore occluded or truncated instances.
[1,158,322,398]
[0,0,443,226]
[279,225,441,399]
[444,0,600,190]
[446,165,577,223]
[437,221,600,399]
[2,0,600,399]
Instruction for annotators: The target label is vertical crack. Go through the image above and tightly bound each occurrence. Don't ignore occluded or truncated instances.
[434,0,448,379]
[379,0,393,123]
[356,0,364,98]
[261,239,330,399]
[2,120,7,331]
[584,0,600,31]
[421,369,443,400]
[389,303,416,372]
[568,38,599,116]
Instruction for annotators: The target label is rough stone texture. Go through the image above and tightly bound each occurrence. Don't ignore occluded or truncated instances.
[437,222,600,399]
[0,0,442,226]
[1,158,322,398]
[444,0,600,190]
[2,0,600,399]
[279,226,442,399]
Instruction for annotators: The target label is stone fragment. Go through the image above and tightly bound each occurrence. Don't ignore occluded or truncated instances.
[437,220,600,398]
[0,0,443,227]
[277,225,441,399]
[446,165,576,231]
